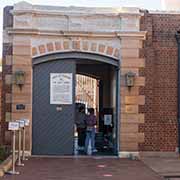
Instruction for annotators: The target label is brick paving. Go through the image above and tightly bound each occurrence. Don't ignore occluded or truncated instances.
[2,157,163,180]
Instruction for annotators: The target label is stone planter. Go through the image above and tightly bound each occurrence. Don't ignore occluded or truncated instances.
[0,154,17,177]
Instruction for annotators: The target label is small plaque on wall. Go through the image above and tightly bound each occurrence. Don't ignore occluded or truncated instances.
[16,104,25,110]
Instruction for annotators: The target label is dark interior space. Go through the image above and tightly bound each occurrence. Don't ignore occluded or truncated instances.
[75,60,118,156]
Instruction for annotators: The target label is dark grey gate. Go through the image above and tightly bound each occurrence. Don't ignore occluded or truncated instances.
[32,60,75,155]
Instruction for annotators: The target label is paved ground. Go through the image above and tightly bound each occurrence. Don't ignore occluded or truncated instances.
[2,157,163,180]
[142,157,180,180]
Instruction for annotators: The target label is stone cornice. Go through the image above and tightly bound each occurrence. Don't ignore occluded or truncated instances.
[11,9,144,18]
[117,31,147,40]
[7,28,147,40]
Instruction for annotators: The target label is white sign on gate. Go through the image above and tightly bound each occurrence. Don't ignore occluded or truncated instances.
[50,73,73,104]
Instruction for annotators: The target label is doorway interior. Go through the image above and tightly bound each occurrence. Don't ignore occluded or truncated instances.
[74,59,118,156]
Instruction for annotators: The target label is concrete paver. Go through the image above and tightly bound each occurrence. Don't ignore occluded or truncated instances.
[142,157,180,180]
[2,157,163,180]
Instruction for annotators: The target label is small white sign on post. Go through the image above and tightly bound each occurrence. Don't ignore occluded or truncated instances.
[23,119,30,126]
[8,122,19,131]
[18,120,25,128]
[21,119,29,161]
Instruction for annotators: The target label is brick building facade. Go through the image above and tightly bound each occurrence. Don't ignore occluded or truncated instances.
[1,1,179,157]
[140,11,179,154]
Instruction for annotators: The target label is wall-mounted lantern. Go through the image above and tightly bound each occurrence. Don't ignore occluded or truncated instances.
[14,70,26,90]
[125,71,136,90]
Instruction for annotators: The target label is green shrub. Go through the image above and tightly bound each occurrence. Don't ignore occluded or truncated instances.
[0,146,10,161]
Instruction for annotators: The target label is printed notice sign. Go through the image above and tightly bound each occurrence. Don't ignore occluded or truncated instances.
[8,122,19,131]
[50,73,73,104]
[104,115,112,126]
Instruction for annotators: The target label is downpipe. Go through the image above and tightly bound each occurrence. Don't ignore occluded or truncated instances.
[175,31,180,154]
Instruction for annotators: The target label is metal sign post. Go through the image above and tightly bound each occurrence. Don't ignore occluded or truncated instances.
[7,122,20,175]
[17,120,25,166]
[22,119,29,161]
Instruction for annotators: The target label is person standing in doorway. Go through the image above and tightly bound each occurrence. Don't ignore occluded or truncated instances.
[75,106,86,150]
[85,108,97,154]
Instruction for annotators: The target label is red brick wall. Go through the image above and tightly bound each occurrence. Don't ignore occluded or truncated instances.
[1,6,13,145]
[139,11,179,151]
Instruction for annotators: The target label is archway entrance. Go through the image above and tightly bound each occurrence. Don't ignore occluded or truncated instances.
[32,52,120,156]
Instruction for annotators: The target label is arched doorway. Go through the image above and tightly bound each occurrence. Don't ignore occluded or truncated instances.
[32,52,120,156]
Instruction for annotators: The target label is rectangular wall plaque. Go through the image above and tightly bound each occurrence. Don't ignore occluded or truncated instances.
[16,104,25,110]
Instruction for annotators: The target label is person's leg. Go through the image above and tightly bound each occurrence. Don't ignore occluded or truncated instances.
[77,128,81,147]
[91,128,96,152]
[79,128,83,147]
[85,131,90,154]
[82,128,86,147]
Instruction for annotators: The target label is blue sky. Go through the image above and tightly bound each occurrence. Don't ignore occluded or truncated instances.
[0,0,162,58]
